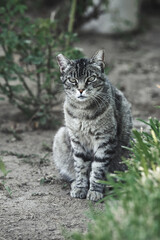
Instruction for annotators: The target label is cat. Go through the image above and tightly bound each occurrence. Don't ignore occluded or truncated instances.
[53,50,132,201]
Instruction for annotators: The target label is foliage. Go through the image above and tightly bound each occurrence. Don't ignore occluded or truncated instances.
[0,157,12,197]
[0,0,83,128]
[0,158,11,177]
[69,117,160,240]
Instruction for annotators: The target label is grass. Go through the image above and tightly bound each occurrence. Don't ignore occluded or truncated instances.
[0,158,11,177]
[68,117,160,240]
[41,142,52,152]
[0,157,12,197]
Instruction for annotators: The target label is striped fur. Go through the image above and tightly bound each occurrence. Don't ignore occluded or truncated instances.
[53,50,132,201]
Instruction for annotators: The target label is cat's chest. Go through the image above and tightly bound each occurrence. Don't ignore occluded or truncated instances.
[67,117,95,137]
[65,109,95,145]
[64,102,116,150]
[73,119,96,150]
[65,107,96,134]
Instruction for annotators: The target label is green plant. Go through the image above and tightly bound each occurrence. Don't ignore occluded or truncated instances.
[0,158,12,197]
[0,158,11,177]
[41,142,52,152]
[69,118,160,240]
[0,0,83,128]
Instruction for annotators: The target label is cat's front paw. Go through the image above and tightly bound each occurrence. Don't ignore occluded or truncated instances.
[70,187,88,199]
[87,190,104,202]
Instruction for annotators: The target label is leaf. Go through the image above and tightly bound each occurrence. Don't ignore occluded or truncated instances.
[0,158,11,177]
[4,185,12,197]
[10,84,24,93]
[136,118,151,127]
[0,97,5,101]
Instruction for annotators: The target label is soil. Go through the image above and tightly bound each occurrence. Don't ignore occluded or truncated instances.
[0,14,160,240]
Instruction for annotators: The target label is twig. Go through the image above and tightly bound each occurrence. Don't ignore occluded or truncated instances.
[66,0,77,47]
[68,0,77,33]
[2,76,14,100]
[36,66,41,98]
[46,44,52,94]
[14,70,34,98]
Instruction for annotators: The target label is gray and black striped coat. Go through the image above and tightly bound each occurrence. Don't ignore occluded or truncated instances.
[53,50,132,201]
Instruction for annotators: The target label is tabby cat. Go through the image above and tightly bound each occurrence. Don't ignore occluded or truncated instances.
[53,50,132,201]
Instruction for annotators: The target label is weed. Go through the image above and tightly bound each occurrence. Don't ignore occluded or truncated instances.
[0,158,11,177]
[39,153,50,166]
[4,185,12,197]
[41,142,52,152]
[0,157,12,197]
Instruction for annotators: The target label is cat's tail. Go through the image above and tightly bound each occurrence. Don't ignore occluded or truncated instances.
[53,127,75,182]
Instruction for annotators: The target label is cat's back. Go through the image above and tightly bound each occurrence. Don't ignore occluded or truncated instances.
[112,85,132,122]
[110,85,132,144]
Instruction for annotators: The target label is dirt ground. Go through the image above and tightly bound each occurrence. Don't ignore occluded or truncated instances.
[0,14,160,240]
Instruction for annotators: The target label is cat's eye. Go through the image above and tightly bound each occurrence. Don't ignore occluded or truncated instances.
[87,76,96,82]
[68,78,77,84]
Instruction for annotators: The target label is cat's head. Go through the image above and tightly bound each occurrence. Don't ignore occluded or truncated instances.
[57,50,106,103]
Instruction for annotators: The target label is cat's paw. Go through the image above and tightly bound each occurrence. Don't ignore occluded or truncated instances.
[70,187,88,199]
[87,190,104,202]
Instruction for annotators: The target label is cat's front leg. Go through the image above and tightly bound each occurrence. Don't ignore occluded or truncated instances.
[70,140,91,199]
[87,161,108,201]
[87,138,117,201]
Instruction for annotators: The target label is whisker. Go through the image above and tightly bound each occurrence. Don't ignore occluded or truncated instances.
[94,94,108,110]
[90,95,101,110]
[100,91,122,104]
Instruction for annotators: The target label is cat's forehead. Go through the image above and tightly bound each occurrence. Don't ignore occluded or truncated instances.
[65,58,99,78]
[73,58,90,76]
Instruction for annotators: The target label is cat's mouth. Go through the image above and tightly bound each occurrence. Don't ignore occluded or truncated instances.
[78,95,87,99]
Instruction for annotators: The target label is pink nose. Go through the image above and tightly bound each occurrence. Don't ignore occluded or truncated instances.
[79,89,84,94]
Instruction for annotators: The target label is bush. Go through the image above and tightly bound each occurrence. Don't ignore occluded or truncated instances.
[0,0,83,128]
[70,118,160,240]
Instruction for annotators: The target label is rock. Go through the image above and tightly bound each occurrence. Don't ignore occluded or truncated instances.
[80,0,140,34]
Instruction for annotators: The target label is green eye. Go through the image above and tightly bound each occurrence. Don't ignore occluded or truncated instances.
[68,78,77,84]
[87,76,96,82]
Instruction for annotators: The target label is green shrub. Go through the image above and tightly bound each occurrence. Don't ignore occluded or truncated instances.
[0,0,83,128]
[70,118,160,240]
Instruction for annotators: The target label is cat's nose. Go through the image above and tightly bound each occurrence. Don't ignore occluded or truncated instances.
[79,89,84,94]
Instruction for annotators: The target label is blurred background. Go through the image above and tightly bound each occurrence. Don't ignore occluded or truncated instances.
[0,0,160,130]
[0,2,160,239]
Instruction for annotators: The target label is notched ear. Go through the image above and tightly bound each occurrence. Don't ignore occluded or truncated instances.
[91,49,105,71]
[57,53,70,73]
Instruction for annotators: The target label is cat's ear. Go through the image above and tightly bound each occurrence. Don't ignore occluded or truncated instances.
[91,49,105,71]
[57,54,70,73]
